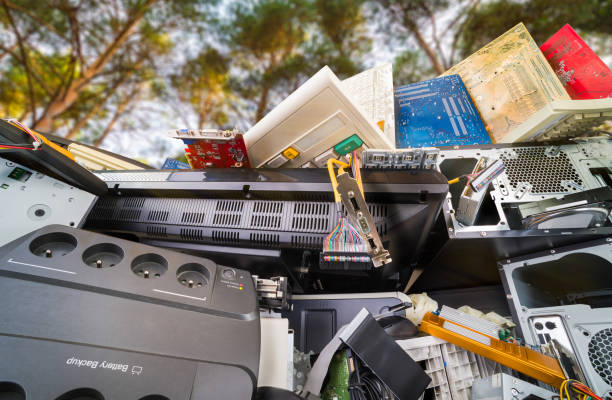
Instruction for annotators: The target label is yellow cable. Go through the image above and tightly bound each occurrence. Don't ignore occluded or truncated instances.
[327,158,350,204]
[31,131,75,160]
[352,152,365,196]
[448,177,460,185]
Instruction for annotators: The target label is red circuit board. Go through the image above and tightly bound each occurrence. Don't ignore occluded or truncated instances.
[183,133,250,168]
[540,24,612,99]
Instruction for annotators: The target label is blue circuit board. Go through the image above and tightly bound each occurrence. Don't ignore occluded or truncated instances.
[161,157,190,170]
[395,75,491,148]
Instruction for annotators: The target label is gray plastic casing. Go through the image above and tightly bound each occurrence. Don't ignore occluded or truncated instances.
[0,224,259,399]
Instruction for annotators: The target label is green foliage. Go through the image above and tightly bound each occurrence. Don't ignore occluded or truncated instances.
[224,0,372,122]
[311,0,371,77]
[0,0,217,142]
[460,0,612,57]
[1,0,610,154]
[170,47,231,128]
[393,49,435,86]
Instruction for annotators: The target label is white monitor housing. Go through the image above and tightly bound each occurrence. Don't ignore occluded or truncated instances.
[244,66,394,168]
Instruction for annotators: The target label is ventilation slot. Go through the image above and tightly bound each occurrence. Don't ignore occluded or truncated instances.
[147,210,169,222]
[293,202,330,216]
[500,148,583,194]
[181,212,206,224]
[123,198,145,208]
[180,228,204,241]
[249,233,280,247]
[89,207,114,220]
[250,215,281,229]
[216,201,244,212]
[93,198,116,208]
[368,204,388,218]
[117,209,141,221]
[291,202,331,232]
[212,213,241,227]
[290,235,322,249]
[212,230,239,244]
[376,221,388,237]
[291,217,329,232]
[146,225,167,237]
[253,201,283,213]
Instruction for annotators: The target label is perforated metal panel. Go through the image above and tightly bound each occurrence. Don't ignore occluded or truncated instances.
[500,147,583,194]
[588,328,612,386]
[87,197,391,250]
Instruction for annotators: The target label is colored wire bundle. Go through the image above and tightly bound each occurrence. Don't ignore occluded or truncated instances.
[323,216,368,254]
[0,119,43,150]
[560,379,603,400]
[324,151,368,256]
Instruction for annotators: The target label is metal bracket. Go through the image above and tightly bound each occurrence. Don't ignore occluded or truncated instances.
[336,172,392,267]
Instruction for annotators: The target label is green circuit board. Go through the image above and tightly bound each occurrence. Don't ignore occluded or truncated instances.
[322,350,351,400]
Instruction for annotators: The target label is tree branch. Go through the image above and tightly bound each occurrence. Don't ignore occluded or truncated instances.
[33,0,157,131]
[0,44,55,98]
[449,0,482,65]
[4,0,69,41]
[2,0,37,124]
[0,42,18,62]
[403,17,445,74]
[421,3,447,69]
[84,0,157,81]
[93,86,141,146]
[65,57,144,139]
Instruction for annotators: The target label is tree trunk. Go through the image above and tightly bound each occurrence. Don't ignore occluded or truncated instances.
[197,93,214,129]
[65,58,144,139]
[255,85,270,123]
[33,0,156,132]
[65,91,113,139]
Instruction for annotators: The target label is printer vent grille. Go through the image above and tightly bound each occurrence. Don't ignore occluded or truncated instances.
[290,235,322,249]
[249,233,280,247]
[146,225,167,237]
[147,210,169,222]
[212,230,239,244]
[180,228,204,241]
[181,212,206,224]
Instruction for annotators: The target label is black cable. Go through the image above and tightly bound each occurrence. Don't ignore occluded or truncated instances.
[348,355,396,400]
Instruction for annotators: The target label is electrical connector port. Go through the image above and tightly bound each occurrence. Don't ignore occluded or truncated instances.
[359,218,370,234]
[319,252,371,271]
[176,263,209,288]
[0,382,25,400]
[131,253,168,278]
[55,388,105,400]
[29,232,77,258]
[82,243,124,269]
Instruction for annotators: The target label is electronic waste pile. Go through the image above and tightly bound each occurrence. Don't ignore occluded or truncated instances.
[0,22,611,400]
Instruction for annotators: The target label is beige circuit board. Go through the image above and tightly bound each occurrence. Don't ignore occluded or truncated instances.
[442,23,570,143]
